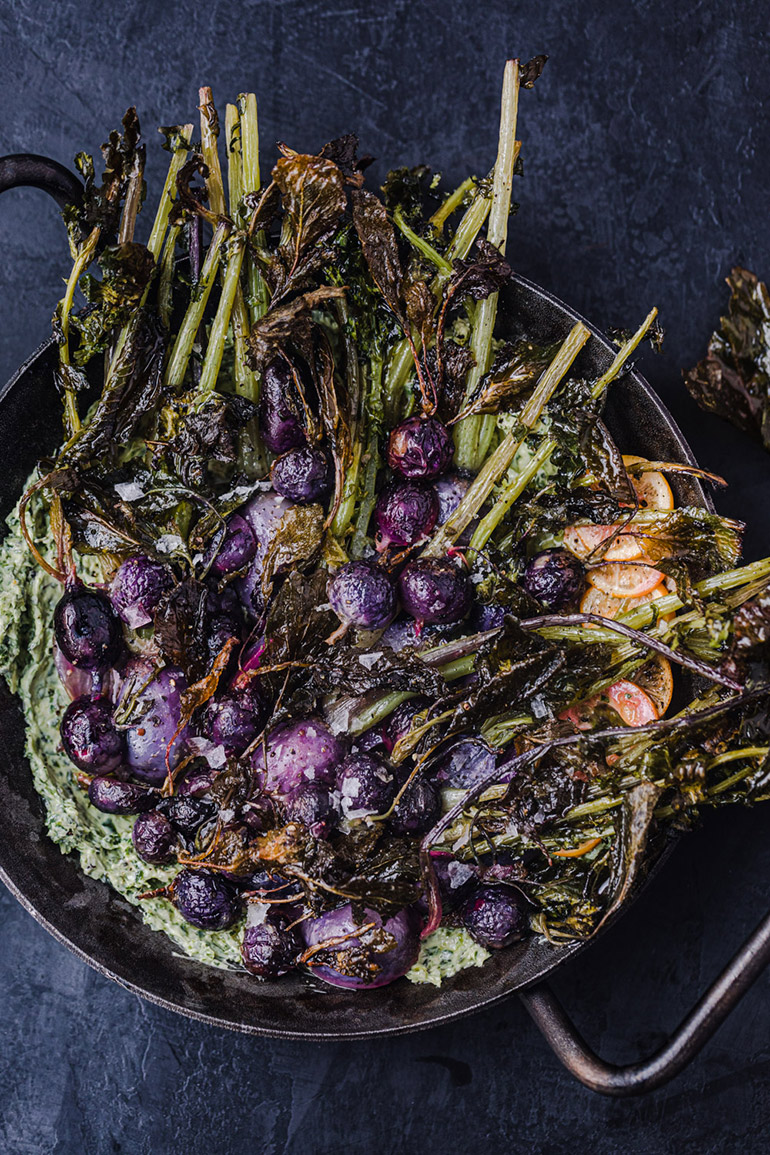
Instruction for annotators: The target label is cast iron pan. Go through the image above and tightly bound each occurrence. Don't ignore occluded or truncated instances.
[0,156,768,1095]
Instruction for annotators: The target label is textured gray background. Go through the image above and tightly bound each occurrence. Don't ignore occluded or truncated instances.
[1,1,769,1152]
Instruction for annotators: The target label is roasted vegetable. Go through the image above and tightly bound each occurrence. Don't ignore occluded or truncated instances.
[12,61,770,990]
[685,267,770,448]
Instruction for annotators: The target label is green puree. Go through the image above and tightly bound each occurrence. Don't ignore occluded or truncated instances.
[0,494,488,986]
[0,497,243,970]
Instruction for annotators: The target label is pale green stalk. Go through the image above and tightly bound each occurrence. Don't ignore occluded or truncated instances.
[438,655,476,681]
[199,86,226,217]
[146,124,194,262]
[655,748,770,818]
[591,307,659,398]
[706,757,769,796]
[225,101,261,405]
[157,221,183,329]
[709,746,769,771]
[345,692,415,736]
[58,225,100,434]
[534,557,770,649]
[237,93,260,192]
[430,176,475,234]
[350,358,384,557]
[225,103,243,221]
[105,125,193,379]
[163,221,230,389]
[423,321,590,557]
[393,207,453,274]
[238,92,270,323]
[445,179,493,262]
[383,337,414,423]
[566,796,624,822]
[455,60,521,471]
[619,557,770,629]
[349,355,385,555]
[329,651,476,739]
[466,308,662,553]
[330,440,363,538]
[480,712,533,747]
[194,236,246,408]
[330,313,364,539]
[468,438,555,554]
[117,146,145,245]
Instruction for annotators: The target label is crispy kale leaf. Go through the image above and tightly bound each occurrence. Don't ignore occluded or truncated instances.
[167,394,257,486]
[350,188,405,322]
[684,267,770,449]
[64,106,145,244]
[72,243,155,365]
[272,151,347,297]
[60,309,165,468]
[153,578,211,682]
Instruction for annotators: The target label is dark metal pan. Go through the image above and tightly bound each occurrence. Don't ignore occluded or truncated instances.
[0,156,767,1095]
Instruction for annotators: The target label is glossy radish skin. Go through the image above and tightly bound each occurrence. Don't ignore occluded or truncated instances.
[172,869,242,930]
[379,617,441,653]
[159,794,216,839]
[209,514,257,577]
[390,777,440,835]
[177,767,217,797]
[55,655,124,710]
[242,918,299,979]
[252,719,346,797]
[271,446,333,505]
[336,752,396,819]
[258,359,307,454]
[236,492,297,613]
[522,549,584,610]
[375,481,438,549]
[202,682,268,756]
[462,885,529,949]
[280,782,334,838]
[387,416,454,480]
[205,585,244,660]
[87,777,158,815]
[132,811,176,864]
[434,473,471,525]
[118,660,190,783]
[300,904,421,988]
[54,645,98,701]
[110,556,174,629]
[60,697,125,773]
[433,739,496,789]
[398,558,472,625]
[54,587,122,671]
[327,561,398,630]
[468,602,506,631]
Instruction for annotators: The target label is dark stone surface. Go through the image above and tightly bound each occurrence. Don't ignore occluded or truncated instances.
[0,0,768,1151]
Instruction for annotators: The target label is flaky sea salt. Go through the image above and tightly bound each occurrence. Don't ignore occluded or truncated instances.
[156,534,185,555]
[114,481,145,501]
[447,861,475,888]
[358,651,381,669]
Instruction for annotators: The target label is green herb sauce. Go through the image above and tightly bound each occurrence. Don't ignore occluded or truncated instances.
[0,493,479,985]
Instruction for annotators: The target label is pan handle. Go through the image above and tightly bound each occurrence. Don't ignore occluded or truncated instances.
[0,153,83,212]
[519,907,770,1096]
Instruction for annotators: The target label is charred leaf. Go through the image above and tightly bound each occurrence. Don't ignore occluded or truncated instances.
[684,267,770,450]
[59,309,165,468]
